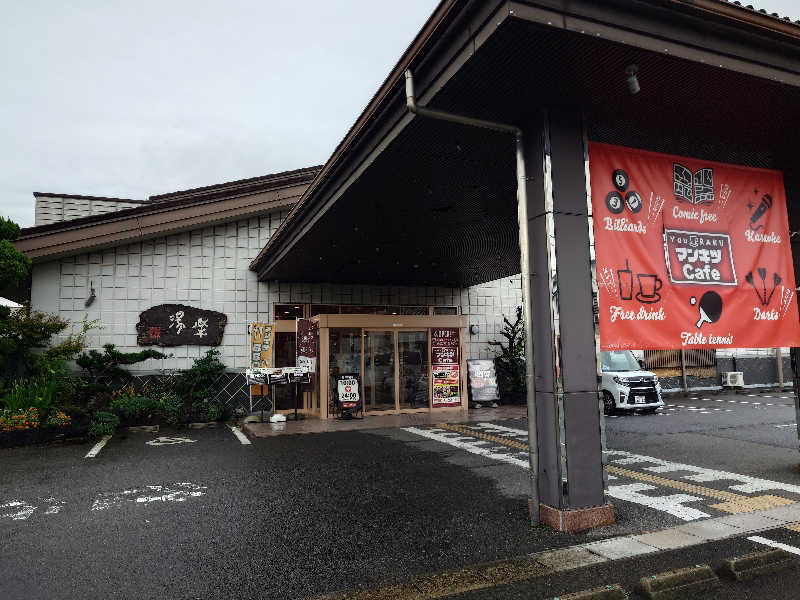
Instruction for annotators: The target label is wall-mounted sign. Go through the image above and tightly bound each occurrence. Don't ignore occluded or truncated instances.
[250,322,274,368]
[432,364,460,407]
[590,142,800,349]
[432,328,460,407]
[431,328,459,364]
[296,318,318,392]
[137,304,227,347]
[466,359,500,404]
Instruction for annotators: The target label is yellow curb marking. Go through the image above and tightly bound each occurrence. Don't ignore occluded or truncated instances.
[434,423,528,450]
[318,556,551,600]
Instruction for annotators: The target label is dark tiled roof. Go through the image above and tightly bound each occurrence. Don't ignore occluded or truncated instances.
[21,165,321,237]
[724,1,800,25]
[33,192,151,204]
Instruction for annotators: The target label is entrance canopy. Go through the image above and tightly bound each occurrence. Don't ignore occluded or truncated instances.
[251,0,800,288]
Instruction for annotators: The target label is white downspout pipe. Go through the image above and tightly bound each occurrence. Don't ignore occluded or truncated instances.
[405,69,540,526]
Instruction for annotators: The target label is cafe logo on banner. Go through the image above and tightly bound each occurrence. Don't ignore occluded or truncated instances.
[590,142,800,350]
[664,230,736,286]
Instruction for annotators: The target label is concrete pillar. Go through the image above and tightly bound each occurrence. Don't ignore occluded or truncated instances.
[785,170,800,467]
[521,109,614,531]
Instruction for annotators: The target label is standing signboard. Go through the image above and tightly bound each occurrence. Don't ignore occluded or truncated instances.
[431,328,461,407]
[590,142,800,350]
[336,373,362,417]
[296,318,318,392]
[466,359,500,405]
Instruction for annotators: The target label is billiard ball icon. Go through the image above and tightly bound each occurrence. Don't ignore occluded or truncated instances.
[606,191,624,214]
[612,169,630,192]
[625,191,642,213]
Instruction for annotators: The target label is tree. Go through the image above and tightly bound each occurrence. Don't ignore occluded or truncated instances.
[0,217,31,291]
[76,344,169,410]
[488,307,527,401]
[0,303,92,383]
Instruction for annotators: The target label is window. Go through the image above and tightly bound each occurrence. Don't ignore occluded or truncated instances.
[274,304,304,320]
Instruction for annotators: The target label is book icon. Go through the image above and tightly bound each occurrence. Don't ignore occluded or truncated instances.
[673,163,714,206]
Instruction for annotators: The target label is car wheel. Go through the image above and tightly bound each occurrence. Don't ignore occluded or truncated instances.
[603,392,616,416]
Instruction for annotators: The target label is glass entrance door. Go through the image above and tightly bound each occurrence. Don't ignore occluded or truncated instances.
[364,331,395,411]
[363,329,429,412]
[398,331,429,409]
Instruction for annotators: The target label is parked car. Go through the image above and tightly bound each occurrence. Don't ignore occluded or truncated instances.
[600,350,663,415]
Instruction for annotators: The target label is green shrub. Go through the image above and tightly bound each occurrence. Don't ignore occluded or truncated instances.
[159,392,183,427]
[175,350,225,405]
[88,411,119,437]
[110,390,158,423]
[193,400,223,423]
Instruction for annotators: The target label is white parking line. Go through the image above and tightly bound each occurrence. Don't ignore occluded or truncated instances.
[229,425,251,445]
[85,435,112,458]
[747,536,800,556]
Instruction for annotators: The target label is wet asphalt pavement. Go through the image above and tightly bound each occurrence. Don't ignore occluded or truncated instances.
[1,390,800,599]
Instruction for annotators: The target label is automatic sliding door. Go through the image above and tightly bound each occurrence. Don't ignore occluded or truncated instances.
[364,331,395,411]
[398,331,428,409]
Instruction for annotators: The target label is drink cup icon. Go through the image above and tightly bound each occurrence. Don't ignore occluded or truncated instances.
[636,274,662,303]
[617,260,633,300]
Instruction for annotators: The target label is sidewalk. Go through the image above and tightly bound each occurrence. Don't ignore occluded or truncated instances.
[323,501,800,599]
[242,405,527,437]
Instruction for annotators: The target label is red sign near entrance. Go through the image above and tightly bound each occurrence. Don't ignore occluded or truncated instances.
[590,142,800,349]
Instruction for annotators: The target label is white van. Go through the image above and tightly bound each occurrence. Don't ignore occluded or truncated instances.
[600,350,663,415]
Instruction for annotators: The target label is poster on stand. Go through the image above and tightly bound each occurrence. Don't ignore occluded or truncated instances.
[466,359,500,403]
[296,318,318,392]
[249,322,273,396]
[431,328,461,407]
[250,322,273,368]
[590,142,800,350]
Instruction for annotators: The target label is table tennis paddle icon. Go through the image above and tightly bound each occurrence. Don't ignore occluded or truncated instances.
[695,291,723,329]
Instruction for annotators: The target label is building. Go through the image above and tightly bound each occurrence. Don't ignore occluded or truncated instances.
[14,0,800,530]
[15,168,522,416]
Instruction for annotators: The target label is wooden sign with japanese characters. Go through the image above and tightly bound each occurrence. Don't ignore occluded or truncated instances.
[136,304,227,347]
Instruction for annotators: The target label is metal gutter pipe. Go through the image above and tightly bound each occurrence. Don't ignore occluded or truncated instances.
[405,69,540,526]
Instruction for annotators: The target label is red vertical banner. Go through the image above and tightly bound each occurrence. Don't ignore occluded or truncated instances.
[590,142,800,350]
[296,318,318,392]
[431,328,460,407]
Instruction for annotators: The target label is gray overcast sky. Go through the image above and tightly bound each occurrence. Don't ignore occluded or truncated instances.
[2,0,799,228]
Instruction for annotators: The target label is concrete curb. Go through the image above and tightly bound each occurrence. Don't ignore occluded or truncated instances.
[635,565,720,600]
[126,425,158,433]
[187,422,219,429]
[717,549,796,581]
[552,583,627,599]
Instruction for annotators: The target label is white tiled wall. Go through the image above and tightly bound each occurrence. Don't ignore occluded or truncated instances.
[31,207,522,372]
[35,196,145,226]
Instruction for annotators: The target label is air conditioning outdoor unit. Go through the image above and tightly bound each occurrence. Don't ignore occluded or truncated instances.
[721,371,744,388]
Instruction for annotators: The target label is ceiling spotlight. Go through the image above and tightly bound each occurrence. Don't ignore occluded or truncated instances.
[626,64,640,95]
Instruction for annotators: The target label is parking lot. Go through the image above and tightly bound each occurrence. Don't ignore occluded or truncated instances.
[3,390,800,599]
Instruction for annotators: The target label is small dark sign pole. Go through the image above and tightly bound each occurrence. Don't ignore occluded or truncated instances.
[294,382,300,421]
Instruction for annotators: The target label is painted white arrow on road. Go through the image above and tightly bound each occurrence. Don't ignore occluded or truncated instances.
[0,501,37,521]
[145,437,197,446]
[90,482,207,511]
